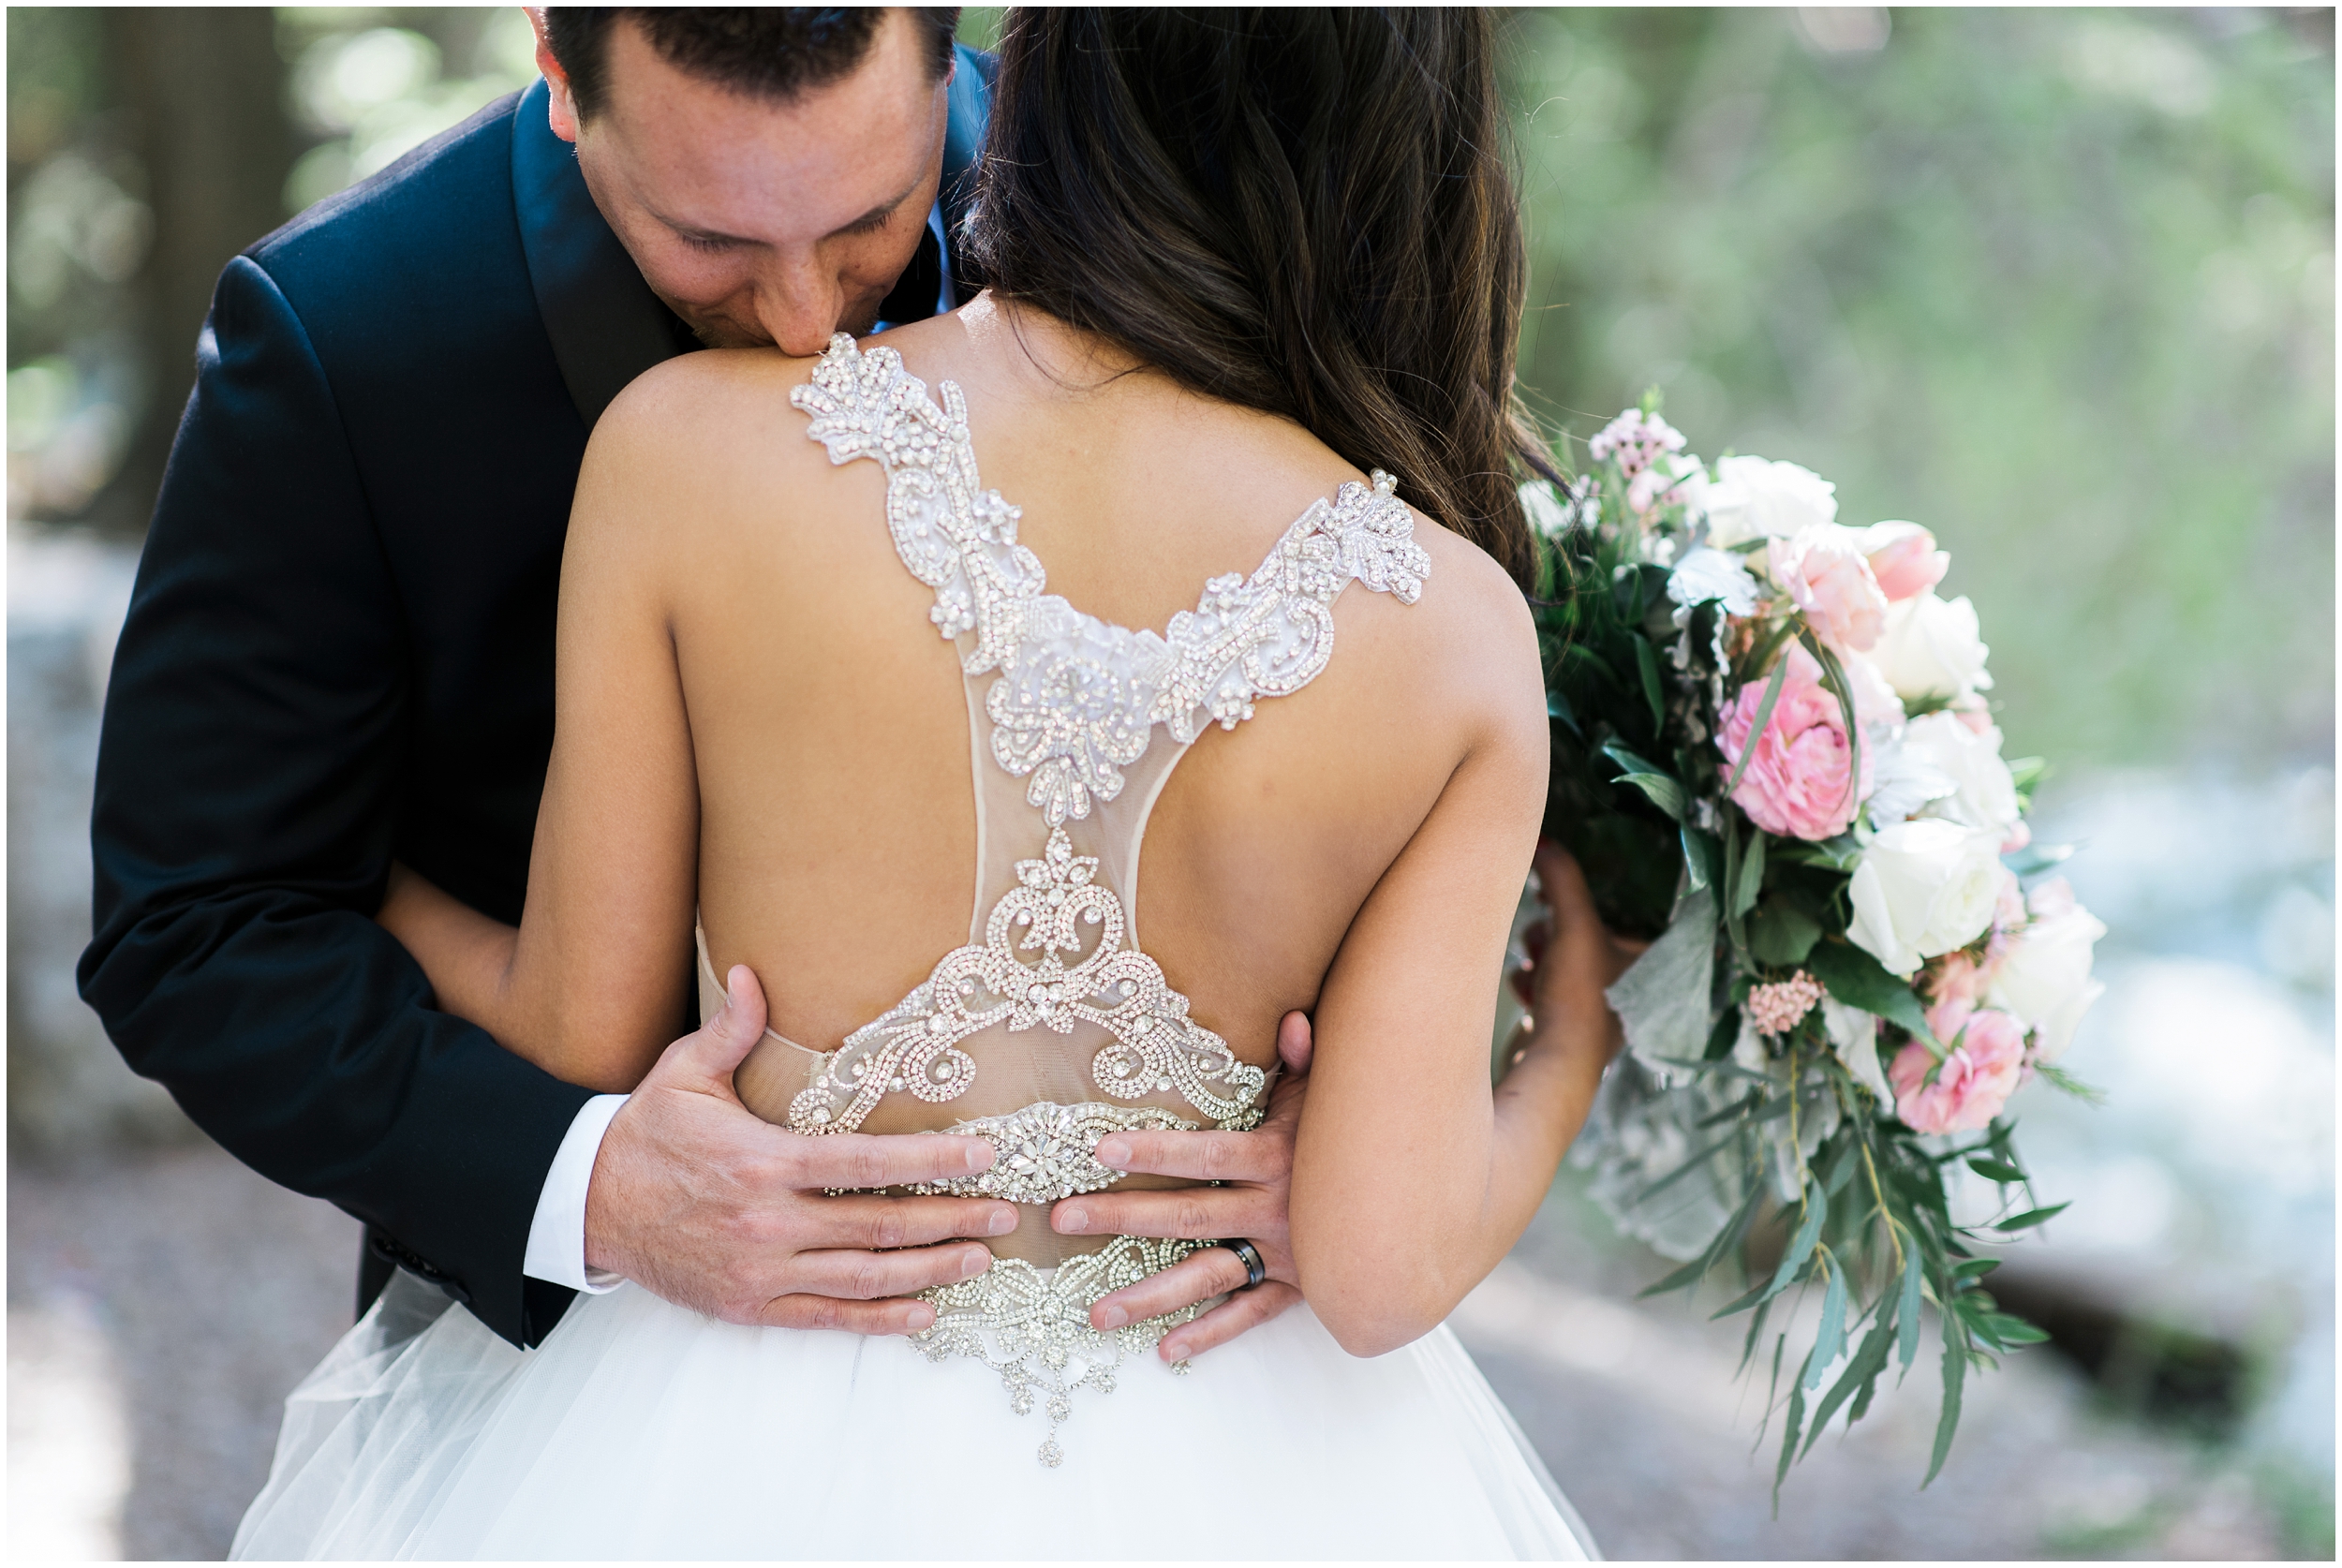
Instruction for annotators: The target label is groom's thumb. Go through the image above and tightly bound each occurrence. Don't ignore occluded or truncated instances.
[668,963,768,1085]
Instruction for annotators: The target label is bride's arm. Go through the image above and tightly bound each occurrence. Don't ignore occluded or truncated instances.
[376,392,701,1092]
[1291,565,1609,1358]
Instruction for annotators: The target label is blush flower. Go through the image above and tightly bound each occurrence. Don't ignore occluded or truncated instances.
[1746,971,1826,1036]
[1717,643,1874,841]
[1588,407,1687,477]
[1769,525,1890,653]
[1889,999,2027,1134]
[1858,522,1951,602]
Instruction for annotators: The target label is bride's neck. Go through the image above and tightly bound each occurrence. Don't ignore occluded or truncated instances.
[954,290,1162,403]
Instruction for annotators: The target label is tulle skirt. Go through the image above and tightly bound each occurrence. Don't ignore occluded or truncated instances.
[233,1269,1596,1561]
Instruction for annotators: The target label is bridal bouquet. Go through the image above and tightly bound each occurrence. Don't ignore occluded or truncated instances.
[1523,402,2105,1497]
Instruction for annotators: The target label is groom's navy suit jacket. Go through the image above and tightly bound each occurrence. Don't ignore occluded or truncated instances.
[80,62,993,1350]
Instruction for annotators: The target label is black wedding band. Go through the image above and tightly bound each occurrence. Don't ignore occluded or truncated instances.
[1221,1238,1267,1291]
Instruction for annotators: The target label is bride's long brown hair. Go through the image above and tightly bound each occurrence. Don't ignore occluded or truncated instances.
[962,7,1557,590]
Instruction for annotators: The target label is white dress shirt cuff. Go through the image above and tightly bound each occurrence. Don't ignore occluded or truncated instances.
[523,1093,630,1294]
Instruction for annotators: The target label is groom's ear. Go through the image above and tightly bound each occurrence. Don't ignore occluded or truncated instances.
[526,7,583,144]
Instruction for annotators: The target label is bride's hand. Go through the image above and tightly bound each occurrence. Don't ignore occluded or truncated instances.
[1051,1010,1315,1362]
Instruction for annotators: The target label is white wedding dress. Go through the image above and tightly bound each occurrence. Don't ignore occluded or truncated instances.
[232,337,1596,1561]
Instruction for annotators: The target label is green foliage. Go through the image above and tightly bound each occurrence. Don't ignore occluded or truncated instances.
[1635,1050,2063,1495]
[1504,8,2334,767]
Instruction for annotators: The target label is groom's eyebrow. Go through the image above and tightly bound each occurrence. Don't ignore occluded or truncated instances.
[823,179,924,239]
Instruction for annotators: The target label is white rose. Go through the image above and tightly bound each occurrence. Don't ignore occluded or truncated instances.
[1872,591,1993,703]
[1903,711,2021,839]
[1700,455,1838,549]
[1988,904,2108,1062]
[1845,819,2008,977]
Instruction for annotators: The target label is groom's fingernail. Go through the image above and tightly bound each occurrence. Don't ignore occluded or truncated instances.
[962,1141,994,1174]
[1098,1302,1129,1330]
[960,1248,992,1280]
[988,1206,1018,1235]
[1094,1137,1131,1169]
[1057,1205,1088,1233]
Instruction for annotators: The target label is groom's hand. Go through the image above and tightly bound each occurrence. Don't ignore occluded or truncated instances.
[583,965,1017,1333]
[1052,1011,1314,1362]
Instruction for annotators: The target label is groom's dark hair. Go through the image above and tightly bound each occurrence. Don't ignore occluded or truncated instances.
[967,8,1557,591]
[545,8,961,121]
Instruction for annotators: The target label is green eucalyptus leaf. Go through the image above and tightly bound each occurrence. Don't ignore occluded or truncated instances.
[1994,1201,2071,1232]
[1740,1294,1775,1376]
[1636,1126,1745,1202]
[1966,1157,2027,1184]
[1806,1315,1896,1457]
[1802,1254,1849,1390]
[1951,1257,2002,1280]
[1924,1333,1968,1488]
[1764,1184,1829,1304]
[1547,688,1582,738]
[1980,1313,2051,1345]
[1896,1231,1924,1370]
[1774,1373,1807,1513]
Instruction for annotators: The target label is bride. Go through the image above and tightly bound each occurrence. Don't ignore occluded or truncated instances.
[236,9,1630,1560]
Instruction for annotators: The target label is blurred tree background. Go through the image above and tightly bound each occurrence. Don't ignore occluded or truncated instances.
[7,7,540,535]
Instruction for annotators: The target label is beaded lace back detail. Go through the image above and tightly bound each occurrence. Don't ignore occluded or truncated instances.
[767,333,1428,1464]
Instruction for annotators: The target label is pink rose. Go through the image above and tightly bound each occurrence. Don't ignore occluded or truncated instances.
[1771,525,1890,652]
[1861,522,1951,602]
[1890,1000,2027,1134]
[1717,643,1875,840]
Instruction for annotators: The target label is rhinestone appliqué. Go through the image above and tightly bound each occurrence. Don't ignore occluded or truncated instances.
[786,826,1268,1133]
[793,335,1430,831]
[905,1102,1198,1204]
[912,1235,1204,1467]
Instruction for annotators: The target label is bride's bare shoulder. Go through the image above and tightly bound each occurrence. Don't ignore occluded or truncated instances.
[564,342,898,581]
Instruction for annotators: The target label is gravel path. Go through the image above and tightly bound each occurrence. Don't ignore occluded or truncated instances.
[6,1141,2307,1561]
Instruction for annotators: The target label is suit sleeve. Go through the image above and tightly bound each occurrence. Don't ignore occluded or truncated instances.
[78,255,593,1348]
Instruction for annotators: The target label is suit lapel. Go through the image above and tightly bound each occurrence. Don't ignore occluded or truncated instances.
[510,79,699,430]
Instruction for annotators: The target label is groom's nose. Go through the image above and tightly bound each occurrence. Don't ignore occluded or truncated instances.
[751,255,855,358]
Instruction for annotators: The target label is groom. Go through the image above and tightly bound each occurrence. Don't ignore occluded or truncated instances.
[80,9,1310,1356]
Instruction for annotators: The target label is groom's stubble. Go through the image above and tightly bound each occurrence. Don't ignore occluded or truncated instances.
[531,7,952,356]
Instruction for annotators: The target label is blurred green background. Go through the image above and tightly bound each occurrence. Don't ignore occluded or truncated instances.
[7,8,2333,1561]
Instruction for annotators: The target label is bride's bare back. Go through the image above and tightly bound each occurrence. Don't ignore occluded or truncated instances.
[434,294,1554,1368]
[683,303,1516,1080]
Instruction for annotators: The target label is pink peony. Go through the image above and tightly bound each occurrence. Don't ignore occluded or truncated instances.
[1889,999,2027,1134]
[1717,643,1875,840]
[1771,526,1890,652]
[1861,522,1951,602]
